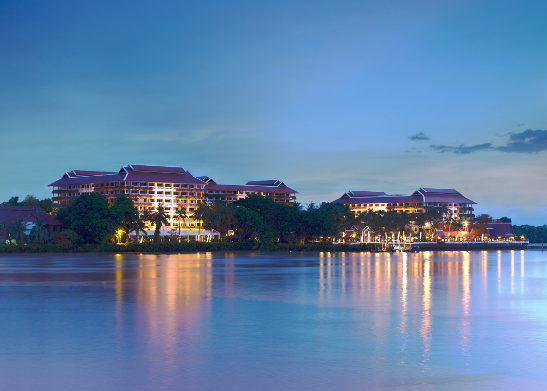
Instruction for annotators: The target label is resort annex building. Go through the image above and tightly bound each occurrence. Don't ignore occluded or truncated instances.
[49,164,297,229]
[332,188,476,218]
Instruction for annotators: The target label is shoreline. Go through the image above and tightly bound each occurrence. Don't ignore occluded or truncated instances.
[0,241,536,254]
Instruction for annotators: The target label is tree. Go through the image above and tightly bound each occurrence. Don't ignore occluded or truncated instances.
[56,192,115,243]
[151,205,169,243]
[128,217,147,243]
[29,219,49,244]
[175,206,188,237]
[7,196,19,206]
[233,206,265,240]
[499,216,512,223]
[110,195,139,242]
[53,230,79,247]
[9,218,27,244]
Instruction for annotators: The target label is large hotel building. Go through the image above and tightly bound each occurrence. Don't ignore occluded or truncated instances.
[49,164,297,229]
[332,187,476,219]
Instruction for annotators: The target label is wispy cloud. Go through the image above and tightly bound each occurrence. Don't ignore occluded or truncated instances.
[408,131,430,141]
[497,129,547,153]
[430,143,492,154]
[430,129,547,154]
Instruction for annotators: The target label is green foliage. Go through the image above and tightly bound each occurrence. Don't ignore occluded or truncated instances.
[56,193,115,243]
[513,225,547,243]
[53,230,79,247]
[110,195,140,242]
[29,219,49,244]
[499,216,512,223]
[196,195,354,243]
[357,210,411,234]
[9,218,27,244]
[2,195,54,213]
[151,205,169,243]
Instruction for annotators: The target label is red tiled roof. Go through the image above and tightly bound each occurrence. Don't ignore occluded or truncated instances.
[414,189,475,204]
[348,191,386,197]
[49,173,125,186]
[333,187,475,205]
[419,188,461,194]
[333,194,422,205]
[128,164,186,174]
[123,166,203,184]
[50,165,203,186]
[205,183,297,194]
[70,170,116,177]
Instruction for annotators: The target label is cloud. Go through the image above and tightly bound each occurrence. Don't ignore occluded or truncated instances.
[497,129,547,153]
[408,131,430,141]
[430,129,547,154]
[430,143,492,154]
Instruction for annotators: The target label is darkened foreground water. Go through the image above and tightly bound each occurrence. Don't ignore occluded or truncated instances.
[0,251,546,390]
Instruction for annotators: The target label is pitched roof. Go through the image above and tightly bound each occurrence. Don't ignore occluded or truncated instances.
[245,180,284,186]
[205,183,297,194]
[122,165,203,184]
[197,176,216,184]
[50,165,203,186]
[487,222,515,238]
[333,187,476,205]
[347,191,386,197]
[414,188,476,204]
[128,164,186,174]
[0,206,60,229]
[69,170,116,177]
[333,194,423,205]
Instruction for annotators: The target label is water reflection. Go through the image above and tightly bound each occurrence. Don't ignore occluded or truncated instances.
[0,251,545,390]
[316,250,531,369]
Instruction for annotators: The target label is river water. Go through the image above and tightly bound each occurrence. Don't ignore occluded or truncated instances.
[0,251,546,390]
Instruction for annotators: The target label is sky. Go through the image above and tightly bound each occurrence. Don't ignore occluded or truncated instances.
[1,0,546,224]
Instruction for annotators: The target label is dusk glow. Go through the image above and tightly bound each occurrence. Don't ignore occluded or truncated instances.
[1,1,546,223]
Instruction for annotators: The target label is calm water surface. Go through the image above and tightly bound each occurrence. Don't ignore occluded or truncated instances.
[1,251,546,390]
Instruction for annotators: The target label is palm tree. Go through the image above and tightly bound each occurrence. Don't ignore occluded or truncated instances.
[128,217,147,243]
[9,218,27,244]
[30,219,49,244]
[152,205,169,243]
[175,206,188,239]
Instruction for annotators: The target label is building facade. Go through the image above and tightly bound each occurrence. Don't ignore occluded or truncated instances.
[332,188,475,219]
[49,165,297,229]
[197,177,297,205]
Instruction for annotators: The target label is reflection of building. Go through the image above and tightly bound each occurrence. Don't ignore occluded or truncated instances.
[197,177,297,205]
[332,187,475,219]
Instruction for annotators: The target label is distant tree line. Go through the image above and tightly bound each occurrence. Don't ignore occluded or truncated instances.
[2,195,53,213]
[513,225,547,243]
[3,193,545,246]
[195,194,354,246]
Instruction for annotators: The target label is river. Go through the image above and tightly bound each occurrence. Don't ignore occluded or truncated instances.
[0,250,546,390]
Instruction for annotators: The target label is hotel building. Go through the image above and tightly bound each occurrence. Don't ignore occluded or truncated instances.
[49,164,297,228]
[332,188,475,219]
[198,177,297,205]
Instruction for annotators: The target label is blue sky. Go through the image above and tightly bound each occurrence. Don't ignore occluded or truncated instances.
[1,0,546,224]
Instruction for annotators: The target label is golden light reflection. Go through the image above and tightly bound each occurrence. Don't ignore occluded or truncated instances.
[511,250,515,294]
[421,257,431,359]
[135,253,213,372]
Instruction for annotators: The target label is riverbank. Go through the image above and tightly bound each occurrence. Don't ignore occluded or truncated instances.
[0,241,533,253]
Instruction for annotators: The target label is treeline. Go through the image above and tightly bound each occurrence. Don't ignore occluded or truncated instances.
[513,225,547,243]
[2,195,53,213]
[0,241,378,253]
[195,195,354,245]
